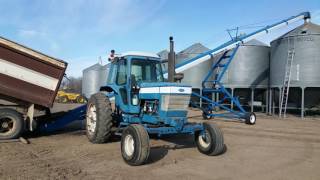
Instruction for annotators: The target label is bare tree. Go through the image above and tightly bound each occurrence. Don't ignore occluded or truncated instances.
[60,77,82,93]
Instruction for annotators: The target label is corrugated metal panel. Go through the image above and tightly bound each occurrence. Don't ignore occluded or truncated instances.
[176,43,212,89]
[99,64,110,88]
[270,22,320,87]
[82,63,103,98]
[82,63,110,99]
[0,37,67,107]
[0,36,66,68]
[221,40,270,88]
[158,50,169,70]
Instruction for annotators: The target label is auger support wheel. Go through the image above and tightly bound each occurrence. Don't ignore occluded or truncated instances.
[245,112,256,125]
[202,110,213,120]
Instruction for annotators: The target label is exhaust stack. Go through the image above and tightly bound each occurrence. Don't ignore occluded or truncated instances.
[168,36,176,82]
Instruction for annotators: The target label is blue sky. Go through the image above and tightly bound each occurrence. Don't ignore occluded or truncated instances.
[0,0,319,77]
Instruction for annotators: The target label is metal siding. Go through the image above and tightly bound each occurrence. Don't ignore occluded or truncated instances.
[0,36,66,69]
[0,73,56,107]
[270,23,320,88]
[82,63,110,99]
[0,46,63,79]
[99,64,110,89]
[0,38,66,108]
[176,43,212,89]
[221,44,270,88]
[179,60,212,89]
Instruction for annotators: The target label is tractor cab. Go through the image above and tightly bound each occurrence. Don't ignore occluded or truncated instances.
[104,51,192,125]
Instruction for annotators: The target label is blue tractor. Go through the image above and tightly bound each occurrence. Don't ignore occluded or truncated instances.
[85,51,225,165]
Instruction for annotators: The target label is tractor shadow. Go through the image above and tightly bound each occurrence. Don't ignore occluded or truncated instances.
[147,134,194,164]
[146,134,227,165]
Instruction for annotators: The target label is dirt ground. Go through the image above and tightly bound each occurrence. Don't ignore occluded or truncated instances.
[1,104,320,180]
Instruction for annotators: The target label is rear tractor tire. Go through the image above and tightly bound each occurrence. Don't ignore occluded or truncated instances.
[121,124,150,166]
[195,122,224,156]
[86,93,113,144]
[0,109,24,140]
[245,112,256,125]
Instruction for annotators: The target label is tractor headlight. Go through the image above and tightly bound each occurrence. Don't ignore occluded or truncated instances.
[132,94,139,106]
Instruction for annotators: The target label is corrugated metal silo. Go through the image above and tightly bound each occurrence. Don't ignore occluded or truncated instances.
[99,63,110,88]
[176,43,212,89]
[221,39,270,88]
[158,50,169,71]
[82,63,103,99]
[270,22,320,88]
[269,22,320,117]
[212,39,270,112]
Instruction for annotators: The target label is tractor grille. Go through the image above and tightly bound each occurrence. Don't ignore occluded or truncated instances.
[161,95,190,111]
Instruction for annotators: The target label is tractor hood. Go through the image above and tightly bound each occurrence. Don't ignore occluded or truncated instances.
[139,82,192,95]
[139,82,191,117]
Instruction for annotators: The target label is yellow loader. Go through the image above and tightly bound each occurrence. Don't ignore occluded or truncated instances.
[56,90,86,104]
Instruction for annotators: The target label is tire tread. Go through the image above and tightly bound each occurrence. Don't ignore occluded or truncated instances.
[86,93,113,144]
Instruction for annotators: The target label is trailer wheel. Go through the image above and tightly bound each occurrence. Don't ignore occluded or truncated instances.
[202,110,213,120]
[195,122,224,156]
[0,109,24,140]
[86,93,113,144]
[245,112,256,125]
[121,124,150,166]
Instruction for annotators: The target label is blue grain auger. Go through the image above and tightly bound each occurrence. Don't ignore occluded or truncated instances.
[172,11,311,124]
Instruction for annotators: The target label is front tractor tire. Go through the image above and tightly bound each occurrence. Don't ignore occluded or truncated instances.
[86,93,113,144]
[121,124,150,166]
[195,122,224,156]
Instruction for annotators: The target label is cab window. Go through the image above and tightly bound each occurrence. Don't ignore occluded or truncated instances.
[107,63,117,84]
[131,59,164,82]
[116,59,127,85]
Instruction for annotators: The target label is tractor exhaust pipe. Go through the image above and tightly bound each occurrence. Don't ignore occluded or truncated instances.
[168,36,176,82]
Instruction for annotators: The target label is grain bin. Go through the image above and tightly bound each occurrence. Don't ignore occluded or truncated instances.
[270,22,320,117]
[99,63,110,88]
[216,39,270,112]
[175,43,212,107]
[82,63,103,99]
[221,39,270,88]
[158,50,169,73]
[270,22,320,88]
[176,43,212,89]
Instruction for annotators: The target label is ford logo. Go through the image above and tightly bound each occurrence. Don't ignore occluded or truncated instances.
[178,88,185,92]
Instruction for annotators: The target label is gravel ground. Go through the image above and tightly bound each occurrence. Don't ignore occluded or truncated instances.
[0,104,320,180]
